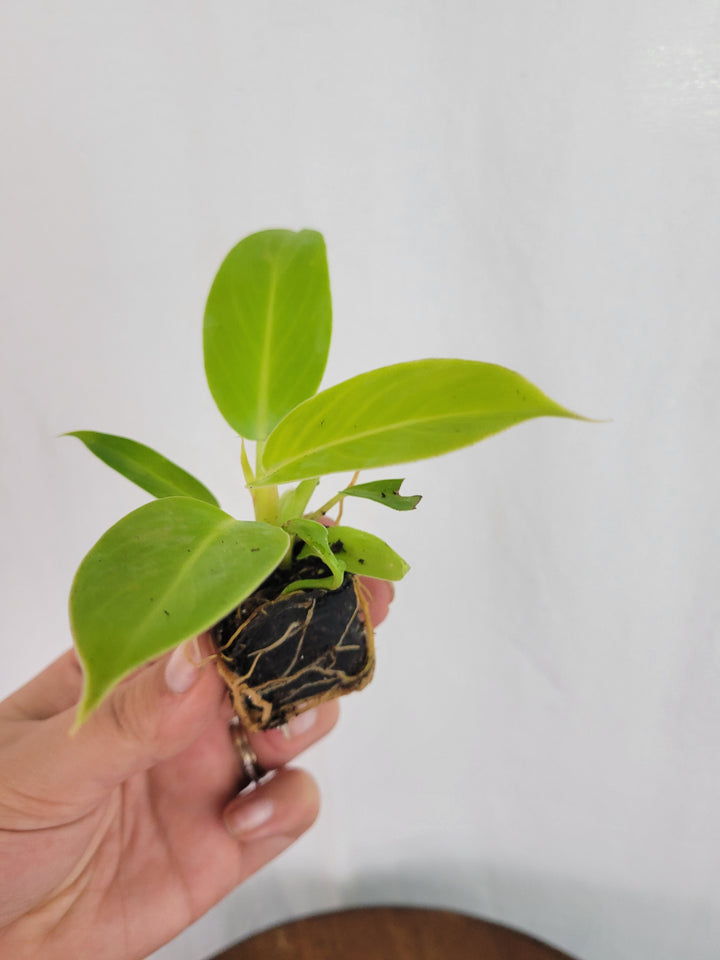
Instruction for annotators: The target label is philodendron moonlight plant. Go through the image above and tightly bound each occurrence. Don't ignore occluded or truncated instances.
[67,229,587,730]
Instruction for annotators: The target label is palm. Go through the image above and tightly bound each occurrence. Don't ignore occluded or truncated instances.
[0,655,318,960]
[72,714,244,959]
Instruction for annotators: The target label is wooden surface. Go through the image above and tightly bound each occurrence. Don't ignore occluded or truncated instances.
[209,906,578,960]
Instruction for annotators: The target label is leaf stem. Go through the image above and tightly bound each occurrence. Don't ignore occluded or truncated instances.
[240,439,255,485]
[307,471,360,521]
[306,492,342,521]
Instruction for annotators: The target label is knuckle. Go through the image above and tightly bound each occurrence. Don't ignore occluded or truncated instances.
[105,680,161,753]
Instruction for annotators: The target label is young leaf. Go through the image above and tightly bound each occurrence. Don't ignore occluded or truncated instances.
[204,229,332,440]
[255,359,587,485]
[326,526,410,581]
[277,478,319,524]
[70,497,289,722]
[340,478,421,511]
[283,517,345,591]
[65,431,219,506]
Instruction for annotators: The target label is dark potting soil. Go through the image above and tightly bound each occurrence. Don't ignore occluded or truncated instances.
[212,555,375,730]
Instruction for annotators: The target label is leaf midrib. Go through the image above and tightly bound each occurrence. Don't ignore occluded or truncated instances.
[256,254,279,435]
[259,406,522,481]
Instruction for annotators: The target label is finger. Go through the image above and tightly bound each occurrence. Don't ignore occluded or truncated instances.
[146,696,338,822]
[223,767,320,881]
[104,766,320,940]
[0,649,84,722]
[0,636,228,824]
[246,700,340,773]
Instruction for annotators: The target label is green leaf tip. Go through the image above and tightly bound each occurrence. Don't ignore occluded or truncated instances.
[204,228,332,441]
[64,431,219,506]
[70,497,289,723]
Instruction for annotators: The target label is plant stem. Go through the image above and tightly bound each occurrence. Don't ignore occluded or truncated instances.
[252,484,279,523]
[251,440,279,524]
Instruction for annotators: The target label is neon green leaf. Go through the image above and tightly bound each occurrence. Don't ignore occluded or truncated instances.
[340,478,421,511]
[326,526,409,581]
[70,497,288,722]
[203,229,332,440]
[65,431,219,505]
[255,359,587,485]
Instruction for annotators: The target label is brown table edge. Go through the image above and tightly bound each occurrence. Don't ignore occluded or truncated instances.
[204,904,581,960]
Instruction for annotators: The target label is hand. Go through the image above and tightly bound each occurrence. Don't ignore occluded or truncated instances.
[0,579,393,960]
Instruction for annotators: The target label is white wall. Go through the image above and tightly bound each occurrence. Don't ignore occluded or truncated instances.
[1,3,719,959]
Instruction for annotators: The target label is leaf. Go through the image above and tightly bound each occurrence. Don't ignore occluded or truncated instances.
[65,431,219,506]
[70,497,289,722]
[277,478,319,524]
[255,359,587,485]
[203,229,332,440]
[326,526,410,581]
[283,517,345,591]
[340,478,421,511]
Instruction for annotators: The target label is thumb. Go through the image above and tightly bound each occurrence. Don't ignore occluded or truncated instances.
[4,636,227,825]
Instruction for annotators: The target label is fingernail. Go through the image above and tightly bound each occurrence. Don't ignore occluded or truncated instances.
[165,638,202,694]
[225,797,274,838]
[281,707,318,740]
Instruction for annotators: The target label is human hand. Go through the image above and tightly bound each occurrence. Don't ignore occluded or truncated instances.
[0,579,393,960]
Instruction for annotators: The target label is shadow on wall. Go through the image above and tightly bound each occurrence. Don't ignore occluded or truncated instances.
[157,860,720,960]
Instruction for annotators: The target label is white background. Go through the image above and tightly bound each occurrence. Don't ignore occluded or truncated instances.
[1,3,719,959]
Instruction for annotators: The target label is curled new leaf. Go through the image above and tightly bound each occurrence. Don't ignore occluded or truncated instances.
[283,517,345,591]
[277,478,319,525]
[70,497,289,722]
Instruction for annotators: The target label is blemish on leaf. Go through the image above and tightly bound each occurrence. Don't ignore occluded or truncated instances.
[331,540,345,554]
[164,609,170,616]
[358,558,365,565]
[251,547,260,552]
